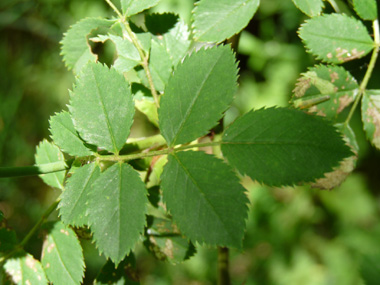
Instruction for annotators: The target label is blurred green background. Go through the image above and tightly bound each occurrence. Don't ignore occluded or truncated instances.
[1,0,380,284]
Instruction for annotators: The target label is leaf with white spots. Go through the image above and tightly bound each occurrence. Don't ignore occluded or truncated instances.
[353,0,378,21]
[35,140,66,190]
[291,65,359,118]
[298,14,374,64]
[362,90,380,149]
[41,221,84,285]
[4,251,48,285]
[292,0,324,17]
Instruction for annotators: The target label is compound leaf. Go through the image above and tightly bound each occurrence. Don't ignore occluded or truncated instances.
[291,65,359,118]
[159,45,238,146]
[49,111,94,157]
[299,14,374,64]
[58,163,100,227]
[292,0,324,17]
[94,255,139,284]
[362,90,380,149]
[221,107,352,186]
[70,62,134,154]
[35,140,66,190]
[353,0,378,21]
[41,221,84,285]
[87,163,147,265]
[121,0,161,17]
[4,252,48,285]
[192,0,260,43]
[161,151,248,248]
[61,18,114,73]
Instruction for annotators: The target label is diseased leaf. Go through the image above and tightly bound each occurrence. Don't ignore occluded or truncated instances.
[94,255,139,284]
[192,0,260,43]
[69,62,134,154]
[58,163,100,227]
[61,18,114,73]
[121,0,161,17]
[292,0,324,17]
[35,140,66,189]
[221,107,352,186]
[353,0,378,21]
[4,252,48,284]
[311,124,358,189]
[87,163,147,265]
[41,221,85,285]
[49,111,94,157]
[362,90,380,149]
[161,151,248,248]
[298,14,374,63]
[291,65,359,118]
[159,45,238,146]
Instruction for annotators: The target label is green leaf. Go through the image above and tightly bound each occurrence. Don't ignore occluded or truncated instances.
[4,252,48,284]
[161,151,248,248]
[94,255,139,285]
[87,163,147,265]
[49,111,94,157]
[159,45,238,146]
[362,90,380,149]
[291,65,359,118]
[192,0,260,43]
[298,14,374,64]
[35,140,66,189]
[69,62,134,154]
[121,0,161,17]
[41,221,85,285]
[61,18,114,73]
[221,107,352,186]
[292,0,324,17]
[133,84,158,126]
[353,0,378,21]
[58,163,100,227]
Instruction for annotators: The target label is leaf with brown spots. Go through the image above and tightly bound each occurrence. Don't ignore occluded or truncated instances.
[362,90,380,149]
[291,65,359,118]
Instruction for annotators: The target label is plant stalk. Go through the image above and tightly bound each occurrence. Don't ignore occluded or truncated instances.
[218,247,231,285]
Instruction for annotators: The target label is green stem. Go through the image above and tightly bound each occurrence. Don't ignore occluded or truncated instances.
[104,0,123,19]
[217,247,231,285]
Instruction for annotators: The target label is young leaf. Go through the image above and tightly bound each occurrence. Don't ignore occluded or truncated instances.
[362,90,380,149]
[159,45,238,146]
[49,111,94,157]
[35,140,66,190]
[61,18,114,73]
[291,65,359,118]
[192,0,260,43]
[298,14,374,64]
[58,163,100,227]
[353,0,378,21]
[69,62,134,154]
[161,151,248,248]
[4,252,48,284]
[41,221,85,285]
[221,107,352,186]
[87,162,147,265]
[292,0,324,17]
[94,255,139,284]
[121,0,161,17]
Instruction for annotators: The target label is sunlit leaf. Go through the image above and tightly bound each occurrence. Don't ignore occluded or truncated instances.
[353,0,378,21]
[362,90,380,149]
[192,0,260,43]
[41,221,84,285]
[148,39,172,92]
[298,14,374,63]
[161,151,248,248]
[94,255,139,284]
[292,0,324,17]
[69,62,134,154]
[121,0,161,17]
[159,45,238,146]
[221,107,352,186]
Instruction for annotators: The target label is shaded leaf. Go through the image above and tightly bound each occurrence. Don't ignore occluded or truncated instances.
[159,45,238,146]
[41,221,85,285]
[221,107,352,186]
[362,90,380,149]
[58,163,100,227]
[121,0,161,17]
[161,151,248,248]
[35,140,66,189]
[148,39,173,92]
[87,163,147,265]
[292,0,324,17]
[291,65,359,118]
[61,18,114,73]
[49,111,94,157]
[192,0,260,43]
[353,0,377,21]
[133,84,158,126]
[298,14,374,63]
[0,228,17,252]
[69,62,134,154]
[94,255,139,284]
